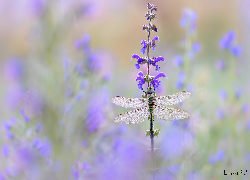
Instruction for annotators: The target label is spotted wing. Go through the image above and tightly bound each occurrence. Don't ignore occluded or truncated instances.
[111,96,147,108]
[155,91,191,106]
[114,105,150,124]
[153,105,190,121]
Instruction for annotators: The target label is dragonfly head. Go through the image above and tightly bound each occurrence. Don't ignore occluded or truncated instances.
[146,87,155,95]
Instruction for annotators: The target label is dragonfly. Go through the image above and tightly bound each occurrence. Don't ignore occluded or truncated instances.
[111,87,191,124]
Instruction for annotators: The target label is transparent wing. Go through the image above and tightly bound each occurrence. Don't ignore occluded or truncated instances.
[111,96,147,108]
[114,105,150,124]
[155,91,191,106]
[153,105,190,121]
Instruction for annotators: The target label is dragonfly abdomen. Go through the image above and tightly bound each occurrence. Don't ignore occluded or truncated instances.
[148,96,156,114]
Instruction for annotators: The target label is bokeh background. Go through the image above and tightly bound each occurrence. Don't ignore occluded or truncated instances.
[0,0,250,179]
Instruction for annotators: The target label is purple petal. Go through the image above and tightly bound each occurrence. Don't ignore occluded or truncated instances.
[152,36,159,43]
[230,45,242,57]
[155,73,167,80]
[137,71,143,77]
[2,144,9,158]
[154,56,165,63]
[174,55,183,67]
[131,54,140,60]
[135,64,140,69]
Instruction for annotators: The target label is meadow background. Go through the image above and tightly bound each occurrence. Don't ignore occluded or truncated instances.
[0,0,250,179]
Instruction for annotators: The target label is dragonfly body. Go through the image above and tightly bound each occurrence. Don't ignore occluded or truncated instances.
[111,87,191,124]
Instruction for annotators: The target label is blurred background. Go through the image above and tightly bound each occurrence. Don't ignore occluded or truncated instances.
[0,0,249,179]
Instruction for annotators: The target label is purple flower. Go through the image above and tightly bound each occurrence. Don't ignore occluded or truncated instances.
[216,59,225,70]
[86,89,109,133]
[39,140,52,157]
[247,118,250,130]
[150,73,167,90]
[33,138,40,148]
[6,130,14,139]
[131,54,145,69]
[135,71,146,90]
[243,104,249,114]
[20,109,30,123]
[75,33,91,52]
[3,121,12,130]
[174,55,183,67]
[152,36,159,51]
[151,56,165,71]
[209,150,225,165]
[73,170,79,180]
[230,45,242,57]
[180,8,197,33]
[0,172,5,180]
[36,123,42,133]
[219,30,235,50]
[235,88,242,99]
[2,144,9,158]
[219,89,227,100]
[3,58,23,82]
[175,79,184,90]
[216,108,224,119]
[140,40,147,54]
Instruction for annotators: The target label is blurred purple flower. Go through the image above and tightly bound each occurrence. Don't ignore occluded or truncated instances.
[188,42,201,59]
[187,84,194,93]
[20,109,30,123]
[230,45,242,57]
[216,108,224,119]
[0,172,5,180]
[33,138,40,148]
[29,0,45,16]
[75,33,91,52]
[140,40,147,54]
[219,89,227,100]
[219,30,235,50]
[180,8,197,33]
[87,54,101,71]
[174,55,183,67]
[23,89,44,116]
[72,170,79,180]
[82,140,88,147]
[82,162,91,172]
[2,144,9,158]
[175,79,184,90]
[160,126,193,159]
[235,88,242,99]
[135,71,146,90]
[5,87,24,110]
[216,59,225,70]
[209,150,225,165]
[3,121,12,130]
[74,62,85,76]
[75,93,84,101]
[243,103,249,114]
[86,89,109,133]
[36,123,42,133]
[39,140,52,157]
[6,130,14,139]
[3,58,23,82]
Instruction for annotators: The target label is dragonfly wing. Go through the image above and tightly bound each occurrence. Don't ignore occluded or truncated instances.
[153,105,190,121]
[111,96,147,108]
[114,105,150,124]
[155,91,191,106]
